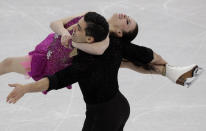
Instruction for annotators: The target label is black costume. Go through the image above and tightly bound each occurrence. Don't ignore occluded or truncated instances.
[46,37,153,131]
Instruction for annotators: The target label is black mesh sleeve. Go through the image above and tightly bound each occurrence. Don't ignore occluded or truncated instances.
[122,42,154,66]
[45,51,95,92]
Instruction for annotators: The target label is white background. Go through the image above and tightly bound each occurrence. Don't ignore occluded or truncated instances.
[0,0,206,130]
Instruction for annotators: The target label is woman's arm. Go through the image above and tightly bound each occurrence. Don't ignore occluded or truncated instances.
[120,50,167,75]
[50,13,86,35]
[50,13,86,48]
[121,41,168,74]
[150,52,167,65]
[120,60,165,75]
[72,35,109,55]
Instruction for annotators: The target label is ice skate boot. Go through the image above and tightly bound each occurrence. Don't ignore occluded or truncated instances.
[165,64,204,88]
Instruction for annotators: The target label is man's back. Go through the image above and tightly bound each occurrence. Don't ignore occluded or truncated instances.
[75,37,123,104]
[46,36,154,105]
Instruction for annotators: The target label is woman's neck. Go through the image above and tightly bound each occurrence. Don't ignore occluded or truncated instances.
[108,22,115,32]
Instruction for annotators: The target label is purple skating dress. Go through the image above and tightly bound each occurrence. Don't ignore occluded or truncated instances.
[26,16,83,94]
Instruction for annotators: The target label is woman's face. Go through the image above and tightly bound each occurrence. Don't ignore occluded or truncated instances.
[109,13,137,33]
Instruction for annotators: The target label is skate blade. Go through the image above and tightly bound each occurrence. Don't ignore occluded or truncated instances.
[184,67,204,88]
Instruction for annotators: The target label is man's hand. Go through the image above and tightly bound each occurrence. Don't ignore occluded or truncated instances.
[6,84,27,104]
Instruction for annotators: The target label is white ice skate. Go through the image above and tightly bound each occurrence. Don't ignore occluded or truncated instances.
[165,64,204,88]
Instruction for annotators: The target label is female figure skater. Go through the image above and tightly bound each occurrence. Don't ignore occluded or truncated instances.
[0,13,110,94]
[70,13,202,87]
[0,11,201,99]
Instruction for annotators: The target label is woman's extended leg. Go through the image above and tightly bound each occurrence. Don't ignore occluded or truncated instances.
[0,56,30,76]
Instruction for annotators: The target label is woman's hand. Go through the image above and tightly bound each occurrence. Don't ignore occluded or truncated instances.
[61,30,72,48]
[6,84,28,104]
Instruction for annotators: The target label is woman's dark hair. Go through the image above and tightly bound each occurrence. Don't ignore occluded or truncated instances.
[110,22,154,71]
[84,12,109,42]
[122,23,138,42]
[109,22,138,42]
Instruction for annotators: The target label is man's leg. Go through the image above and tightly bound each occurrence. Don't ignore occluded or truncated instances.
[82,92,130,131]
[82,107,125,131]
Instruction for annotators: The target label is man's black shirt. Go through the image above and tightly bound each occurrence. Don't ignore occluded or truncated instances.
[46,37,153,104]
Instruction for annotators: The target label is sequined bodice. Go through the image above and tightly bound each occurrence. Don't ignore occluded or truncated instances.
[28,16,83,79]
[46,16,83,74]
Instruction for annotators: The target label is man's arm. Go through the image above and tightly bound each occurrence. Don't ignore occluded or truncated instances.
[72,35,109,55]
[6,53,95,104]
[45,58,92,92]
[6,78,50,104]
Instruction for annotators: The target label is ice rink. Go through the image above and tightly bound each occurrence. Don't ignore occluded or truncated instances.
[0,0,206,130]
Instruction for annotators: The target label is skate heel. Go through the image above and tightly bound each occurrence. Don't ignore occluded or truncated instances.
[183,67,204,88]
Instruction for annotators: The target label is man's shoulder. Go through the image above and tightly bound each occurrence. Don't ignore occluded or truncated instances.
[74,50,98,61]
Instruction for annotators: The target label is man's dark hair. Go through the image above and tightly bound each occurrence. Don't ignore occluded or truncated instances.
[84,12,109,42]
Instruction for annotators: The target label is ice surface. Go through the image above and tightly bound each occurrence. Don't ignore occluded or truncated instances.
[0,0,206,130]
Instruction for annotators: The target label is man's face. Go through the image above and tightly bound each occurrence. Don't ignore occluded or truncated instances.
[71,17,88,43]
